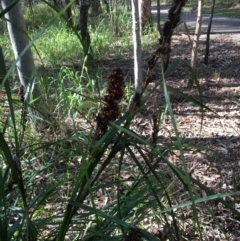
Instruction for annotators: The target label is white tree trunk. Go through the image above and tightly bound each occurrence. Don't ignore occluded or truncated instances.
[1,0,48,125]
[190,0,203,70]
[1,0,35,89]
[188,0,203,88]
[131,0,142,94]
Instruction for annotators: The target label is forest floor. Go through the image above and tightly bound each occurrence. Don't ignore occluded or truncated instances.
[93,33,240,240]
[1,20,240,239]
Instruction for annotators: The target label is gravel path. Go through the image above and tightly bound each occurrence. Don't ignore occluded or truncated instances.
[152,5,240,34]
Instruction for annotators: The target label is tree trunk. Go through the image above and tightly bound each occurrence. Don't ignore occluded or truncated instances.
[52,0,59,8]
[80,0,91,52]
[124,0,131,10]
[113,0,118,35]
[131,0,142,94]
[156,0,161,36]
[139,0,152,34]
[92,0,101,16]
[188,0,203,89]
[103,0,110,12]
[65,0,73,27]
[1,0,48,126]
[204,0,215,65]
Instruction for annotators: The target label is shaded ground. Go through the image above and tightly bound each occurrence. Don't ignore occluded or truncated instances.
[152,5,240,33]
[1,9,240,239]
[95,33,240,240]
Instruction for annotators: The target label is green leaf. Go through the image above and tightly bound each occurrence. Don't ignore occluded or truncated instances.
[70,202,160,241]
[159,192,240,213]
[0,171,8,241]
[0,0,20,18]
[29,220,38,241]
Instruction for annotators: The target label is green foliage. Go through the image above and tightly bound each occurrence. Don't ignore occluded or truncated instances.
[90,8,133,58]
[0,1,240,240]
[24,4,57,30]
[203,4,240,18]
[33,27,82,66]
[42,65,101,119]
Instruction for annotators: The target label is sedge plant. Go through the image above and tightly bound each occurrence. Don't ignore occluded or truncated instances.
[0,1,240,241]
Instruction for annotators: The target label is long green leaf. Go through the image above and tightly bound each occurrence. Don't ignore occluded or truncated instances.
[166,85,212,112]
[159,192,239,213]
[56,114,128,241]
[161,59,203,238]
[0,0,20,18]
[0,47,19,154]
[0,170,8,241]
[70,202,160,241]
[0,0,80,88]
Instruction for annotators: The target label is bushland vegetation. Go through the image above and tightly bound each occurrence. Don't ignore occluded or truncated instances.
[0,1,240,240]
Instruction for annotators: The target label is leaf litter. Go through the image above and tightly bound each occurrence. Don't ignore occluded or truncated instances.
[94,33,240,240]
[1,33,240,240]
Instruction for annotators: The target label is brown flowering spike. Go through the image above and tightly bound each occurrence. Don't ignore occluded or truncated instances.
[125,228,142,241]
[18,85,25,102]
[96,68,125,139]
[148,0,187,71]
[152,114,158,144]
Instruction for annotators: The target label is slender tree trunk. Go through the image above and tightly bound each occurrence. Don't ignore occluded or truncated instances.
[188,0,203,88]
[103,0,110,12]
[131,0,142,94]
[139,0,152,34]
[1,0,48,125]
[80,0,91,52]
[75,0,80,7]
[157,0,161,36]
[92,0,101,16]
[113,0,118,35]
[52,0,59,8]
[65,0,73,27]
[204,0,215,64]
[125,0,131,10]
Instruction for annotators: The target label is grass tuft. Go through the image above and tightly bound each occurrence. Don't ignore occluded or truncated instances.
[0,1,239,240]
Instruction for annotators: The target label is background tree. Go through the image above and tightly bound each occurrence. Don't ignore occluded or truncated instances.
[131,0,142,94]
[65,0,74,27]
[1,0,48,125]
[204,0,215,64]
[92,0,101,16]
[139,0,152,34]
[103,0,110,12]
[52,0,60,8]
[156,0,162,35]
[113,0,119,35]
[124,0,131,10]
[79,0,91,52]
[188,0,203,88]
[51,0,74,27]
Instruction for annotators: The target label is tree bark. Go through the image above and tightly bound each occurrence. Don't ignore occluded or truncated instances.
[92,0,101,16]
[188,0,203,88]
[103,0,110,12]
[156,0,161,36]
[139,0,152,34]
[65,0,73,27]
[80,0,91,52]
[1,0,48,125]
[113,0,118,35]
[131,0,142,94]
[204,0,215,65]
[125,0,131,10]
